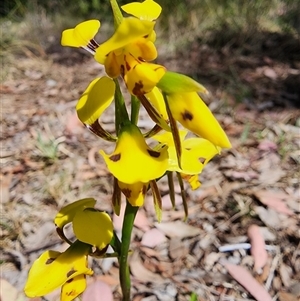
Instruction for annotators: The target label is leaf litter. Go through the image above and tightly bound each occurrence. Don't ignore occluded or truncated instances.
[1,45,300,301]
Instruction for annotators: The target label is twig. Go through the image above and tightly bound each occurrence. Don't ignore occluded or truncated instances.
[219,243,278,252]
[265,253,281,291]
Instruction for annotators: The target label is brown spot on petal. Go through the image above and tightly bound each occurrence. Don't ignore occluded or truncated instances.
[66,289,76,297]
[46,257,56,264]
[125,60,131,71]
[66,268,77,278]
[132,81,144,96]
[66,278,74,283]
[199,157,206,164]
[122,188,131,198]
[110,153,121,162]
[181,110,193,121]
[120,65,125,77]
[147,149,160,158]
[143,34,149,38]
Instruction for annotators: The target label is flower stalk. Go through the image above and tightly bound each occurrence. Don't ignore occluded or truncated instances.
[119,201,139,301]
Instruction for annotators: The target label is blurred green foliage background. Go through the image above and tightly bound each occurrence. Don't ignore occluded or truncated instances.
[1,0,299,104]
[1,0,299,33]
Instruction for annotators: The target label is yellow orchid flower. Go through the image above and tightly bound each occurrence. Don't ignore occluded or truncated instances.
[26,198,114,300]
[24,241,93,298]
[153,130,221,189]
[61,0,164,95]
[100,122,168,184]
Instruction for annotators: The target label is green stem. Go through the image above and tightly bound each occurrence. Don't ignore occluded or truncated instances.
[162,92,182,168]
[130,95,140,125]
[114,79,129,134]
[109,0,123,29]
[119,201,138,301]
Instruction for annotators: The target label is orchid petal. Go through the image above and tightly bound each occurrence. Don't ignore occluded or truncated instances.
[118,181,148,207]
[73,209,113,250]
[100,123,168,184]
[61,20,100,48]
[126,39,157,61]
[54,198,96,229]
[124,61,166,95]
[121,0,162,21]
[76,76,115,125]
[95,18,154,64]
[153,131,221,174]
[181,174,201,190]
[61,274,87,301]
[145,87,168,120]
[24,241,92,297]
[167,92,231,148]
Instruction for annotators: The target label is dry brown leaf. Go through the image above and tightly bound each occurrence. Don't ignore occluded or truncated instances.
[254,190,294,216]
[65,112,83,135]
[254,206,281,229]
[263,67,278,80]
[225,170,259,181]
[154,221,200,238]
[247,224,268,273]
[169,237,189,260]
[23,221,55,251]
[258,167,286,185]
[130,251,164,283]
[141,228,167,248]
[82,278,113,301]
[97,275,119,287]
[279,263,293,287]
[221,261,272,301]
[258,140,277,151]
[0,172,12,204]
[134,208,151,232]
[278,291,298,301]
[253,153,285,185]
[0,278,19,301]
[161,193,183,210]
[114,204,150,232]
[113,201,125,232]
[289,282,300,297]
[88,147,99,167]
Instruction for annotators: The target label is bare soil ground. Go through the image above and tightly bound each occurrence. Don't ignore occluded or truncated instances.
[1,34,300,301]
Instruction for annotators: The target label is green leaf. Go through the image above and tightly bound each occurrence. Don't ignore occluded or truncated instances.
[189,292,198,301]
[157,71,207,94]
